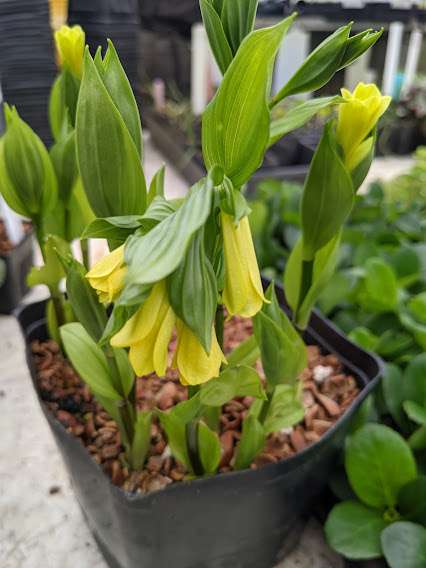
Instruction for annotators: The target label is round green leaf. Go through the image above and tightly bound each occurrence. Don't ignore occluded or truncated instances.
[399,477,426,525]
[346,424,417,508]
[325,501,387,559]
[382,522,426,568]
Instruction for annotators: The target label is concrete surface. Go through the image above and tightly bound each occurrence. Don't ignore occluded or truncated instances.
[0,139,412,568]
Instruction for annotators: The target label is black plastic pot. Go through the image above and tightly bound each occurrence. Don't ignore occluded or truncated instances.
[16,290,382,568]
[0,230,33,314]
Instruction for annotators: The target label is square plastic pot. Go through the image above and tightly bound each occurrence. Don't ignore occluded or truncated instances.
[0,230,33,314]
[16,285,382,568]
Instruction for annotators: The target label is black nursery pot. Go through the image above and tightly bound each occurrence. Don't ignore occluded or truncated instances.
[16,288,382,568]
[0,230,33,314]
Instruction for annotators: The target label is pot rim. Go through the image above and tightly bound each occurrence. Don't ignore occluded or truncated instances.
[16,299,383,503]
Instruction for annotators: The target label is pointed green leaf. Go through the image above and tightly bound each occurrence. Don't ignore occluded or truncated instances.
[147,164,165,205]
[227,335,260,368]
[198,421,221,474]
[221,0,259,54]
[200,365,266,407]
[157,410,192,472]
[234,415,266,470]
[263,384,304,435]
[131,411,152,470]
[200,0,233,75]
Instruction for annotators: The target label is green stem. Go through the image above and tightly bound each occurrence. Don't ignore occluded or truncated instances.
[81,238,90,270]
[258,395,272,424]
[105,349,135,446]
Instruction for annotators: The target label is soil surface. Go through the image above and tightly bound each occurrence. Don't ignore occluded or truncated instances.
[0,219,31,254]
[32,317,359,494]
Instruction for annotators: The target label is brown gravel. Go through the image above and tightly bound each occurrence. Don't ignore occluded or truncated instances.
[31,317,359,494]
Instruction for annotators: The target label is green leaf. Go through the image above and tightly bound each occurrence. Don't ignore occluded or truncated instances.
[198,421,221,474]
[157,410,192,472]
[348,327,379,351]
[49,70,80,140]
[200,0,233,75]
[65,178,95,241]
[27,235,68,290]
[357,258,399,312]
[234,415,266,470]
[408,293,426,325]
[125,176,214,285]
[253,284,307,387]
[76,49,146,217]
[404,354,426,408]
[95,41,143,157]
[131,411,152,470]
[381,364,407,429]
[0,105,57,218]
[221,0,258,54]
[219,177,251,222]
[339,29,383,69]
[202,15,295,188]
[82,215,143,241]
[227,335,260,367]
[301,122,354,260]
[49,126,78,205]
[382,522,426,568]
[147,164,165,205]
[60,322,121,401]
[200,365,266,407]
[325,501,387,560]
[168,227,217,352]
[284,232,341,329]
[63,257,108,342]
[403,401,426,426]
[398,477,426,525]
[113,347,135,398]
[269,96,343,146]
[272,24,350,102]
[263,384,305,435]
[171,393,202,424]
[345,424,417,508]
[408,426,426,451]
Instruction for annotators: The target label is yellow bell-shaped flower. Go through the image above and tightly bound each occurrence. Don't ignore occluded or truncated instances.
[221,212,266,318]
[174,321,226,386]
[111,281,175,377]
[86,245,126,303]
[336,82,391,171]
[54,25,85,78]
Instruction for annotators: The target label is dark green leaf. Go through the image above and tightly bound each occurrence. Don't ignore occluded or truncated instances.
[234,415,266,470]
[60,322,122,400]
[200,365,266,407]
[339,29,383,69]
[325,501,387,560]
[345,424,417,508]
[81,215,143,241]
[113,347,135,398]
[168,227,217,352]
[198,421,221,474]
[382,522,426,568]
[408,426,426,451]
[381,364,407,429]
[301,122,354,260]
[202,16,295,188]
[263,384,304,435]
[404,354,426,408]
[221,0,258,54]
[49,127,78,205]
[398,477,426,525]
[125,176,214,285]
[403,401,426,426]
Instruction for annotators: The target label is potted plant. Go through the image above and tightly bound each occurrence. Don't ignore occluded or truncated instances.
[8,3,390,567]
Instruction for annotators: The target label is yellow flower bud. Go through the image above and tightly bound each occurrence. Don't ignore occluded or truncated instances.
[54,24,85,78]
[86,245,126,303]
[336,82,391,171]
[174,321,226,386]
[221,212,266,318]
[111,281,175,377]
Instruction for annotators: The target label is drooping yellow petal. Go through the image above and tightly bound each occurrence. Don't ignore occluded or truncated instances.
[221,212,266,318]
[336,82,391,171]
[111,280,175,377]
[175,321,226,386]
[86,245,126,303]
[54,25,85,78]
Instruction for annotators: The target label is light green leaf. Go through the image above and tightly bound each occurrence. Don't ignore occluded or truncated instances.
[157,410,192,472]
[60,322,122,401]
[234,415,266,470]
[227,335,260,368]
[147,164,165,205]
[263,384,305,435]
[168,227,217,352]
[301,122,354,260]
[200,365,266,407]
[382,522,426,568]
[49,126,78,205]
[202,15,295,188]
[198,421,221,474]
[200,0,233,75]
[76,49,146,218]
[125,176,214,285]
[221,0,258,54]
[113,348,135,398]
[27,235,68,290]
[381,364,407,429]
[346,424,417,508]
[403,354,426,408]
[325,501,387,560]
[403,401,426,426]
[82,215,143,241]
[357,257,399,312]
[269,96,343,146]
[131,411,152,470]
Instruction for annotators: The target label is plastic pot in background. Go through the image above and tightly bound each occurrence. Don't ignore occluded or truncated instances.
[0,229,33,314]
[16,284,382,568]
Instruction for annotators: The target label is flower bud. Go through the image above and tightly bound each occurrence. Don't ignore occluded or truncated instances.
[54,25,85,78]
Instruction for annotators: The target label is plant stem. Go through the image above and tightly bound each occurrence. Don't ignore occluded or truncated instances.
[81,238,90,269]
[105,349,135,446]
